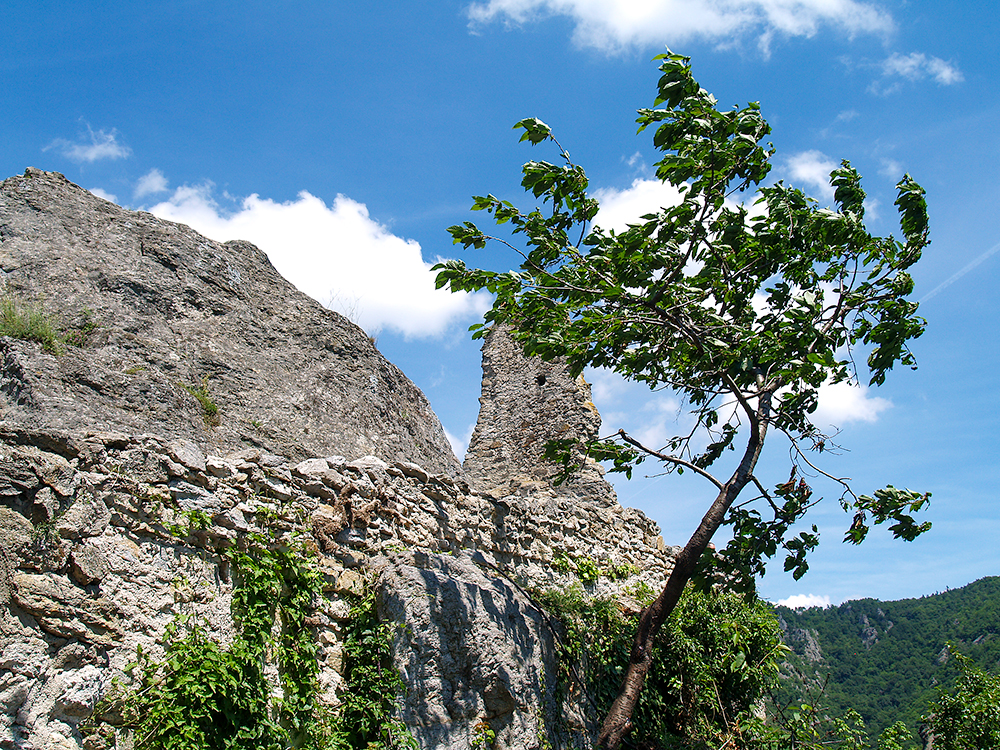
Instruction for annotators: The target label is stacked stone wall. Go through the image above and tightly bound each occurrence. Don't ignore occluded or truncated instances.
[1,426,674,749]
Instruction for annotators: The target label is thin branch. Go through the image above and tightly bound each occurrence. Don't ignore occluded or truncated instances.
[617,429,725,491]
[751,475,781,513]
[720,371,760,435]
[778,426,859,503]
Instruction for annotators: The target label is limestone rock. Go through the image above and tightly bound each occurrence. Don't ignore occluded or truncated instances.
[0,168,679,750]
[378,550,566,750]
[0,168,460,476]
[463,325,610,504]
[10,573,120,646]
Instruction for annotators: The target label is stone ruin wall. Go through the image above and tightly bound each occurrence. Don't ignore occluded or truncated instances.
[2,421,674,749]
[0,169,678,750]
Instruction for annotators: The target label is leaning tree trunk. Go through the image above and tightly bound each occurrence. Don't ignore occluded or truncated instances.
[597,397,770,750]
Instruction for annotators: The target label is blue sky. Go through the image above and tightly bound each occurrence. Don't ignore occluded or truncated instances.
[4,0,997,607]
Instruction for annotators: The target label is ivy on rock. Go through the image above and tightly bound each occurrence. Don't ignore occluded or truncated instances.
[86,530,413,750]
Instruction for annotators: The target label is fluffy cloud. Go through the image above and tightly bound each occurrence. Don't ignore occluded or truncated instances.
[592,178,686,233]
[586,368,687,450]
[812,379,891,432]
[785,150,838,203]
[134,168,169,199]
[88,187,119,204]
[444,422,478,461]
[467,0,894,53]
[44,125,131,163]
[776,593,831,608]
[871,52,964,95]
[882,52,964,85]
[146,182,490,339]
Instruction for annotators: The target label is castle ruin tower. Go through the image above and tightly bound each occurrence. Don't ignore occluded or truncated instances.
[462,326,615,506]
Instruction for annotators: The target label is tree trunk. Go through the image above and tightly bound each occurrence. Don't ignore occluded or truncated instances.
[597,394,770,750]
[596,485,732,749]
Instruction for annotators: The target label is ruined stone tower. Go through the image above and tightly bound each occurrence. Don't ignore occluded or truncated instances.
[463,325,612,507]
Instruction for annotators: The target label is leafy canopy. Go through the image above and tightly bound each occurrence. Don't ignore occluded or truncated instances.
[435,51,931,586]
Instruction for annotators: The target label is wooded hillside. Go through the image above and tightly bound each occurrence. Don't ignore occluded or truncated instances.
[774,576,1000,739]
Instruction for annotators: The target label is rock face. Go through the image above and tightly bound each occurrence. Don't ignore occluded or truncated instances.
[0,167,459,475]
[464,325,605,500]
[379,551,562,750]
[0,169,675,750]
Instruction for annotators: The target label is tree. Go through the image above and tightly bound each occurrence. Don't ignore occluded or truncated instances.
[925,649,1000,749]
[434,51,931,749]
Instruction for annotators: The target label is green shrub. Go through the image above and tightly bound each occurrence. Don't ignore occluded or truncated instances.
[538,586,785,748]
[87,531,415,750]
[925,649,1000,749]
[0,297,63,353]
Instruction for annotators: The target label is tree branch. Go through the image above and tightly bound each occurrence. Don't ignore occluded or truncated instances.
[617,430,725,491]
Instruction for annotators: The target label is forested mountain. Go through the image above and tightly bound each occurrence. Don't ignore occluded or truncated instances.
[773,576,1000,739]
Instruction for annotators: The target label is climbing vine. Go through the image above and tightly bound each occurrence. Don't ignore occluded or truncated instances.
[326,588,417,750]
[85,529,414,750]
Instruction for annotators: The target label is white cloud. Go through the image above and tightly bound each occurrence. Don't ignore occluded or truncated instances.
[586,368,686,450]
[593,178,686,233]
[147,182,490,339]
[467,0,894,53]
[88,187,119,204]
[812,379,891,431]
[44,125,131,163]
[784,150,838,203]
[882,52,963,85]
[776,593,831,609]
[134,168,169,199]
[871,52,964,95]
[445,422,478,460]
[878,158,902,179]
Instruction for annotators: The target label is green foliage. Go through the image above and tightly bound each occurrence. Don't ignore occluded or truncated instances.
[229,532,326,746]
[0,298,101,353]
[471,720,497,750]
[180,376,221,427]
[0,296,64,353]
[575,556,602,584]
[165,508,214,538]
[117,617,285,750]
[435,51,931,589]
[774,577,1000,743]
[326,587,416,750]
[538,585,785,748]
[744,705,917,750]
[925,648,1000,749]
[93,533,319,749]
[63,307,100,347]
[552,551,639,583]
[843,487,932,545]
[90,531,414,750]
[877,722,918,750]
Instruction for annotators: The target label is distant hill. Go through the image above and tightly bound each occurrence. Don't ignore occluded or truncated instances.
[772,576,1000,740]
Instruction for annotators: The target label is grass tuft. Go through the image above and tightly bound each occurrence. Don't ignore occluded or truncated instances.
[0,297,64,354]
[180,376,221,427]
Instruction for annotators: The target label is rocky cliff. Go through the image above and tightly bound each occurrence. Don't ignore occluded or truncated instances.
[0,169,675,750]
[0,167,458,475]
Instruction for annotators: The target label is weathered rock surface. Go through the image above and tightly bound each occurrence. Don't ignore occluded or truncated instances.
[0,169,676,750]
[0,167,459,475]
[464,326,607,502]
[378,550,563,750]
